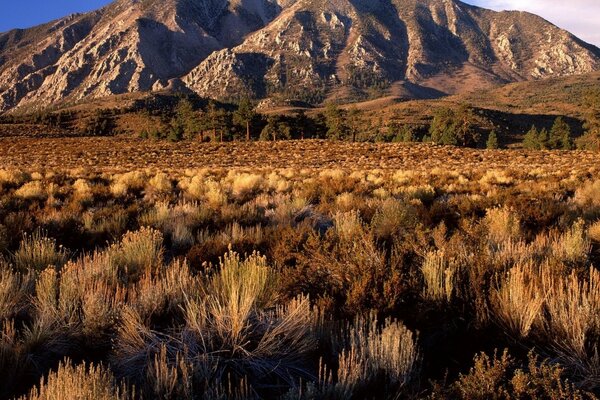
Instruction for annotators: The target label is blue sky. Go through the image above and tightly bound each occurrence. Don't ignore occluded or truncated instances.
[0,0,598,46]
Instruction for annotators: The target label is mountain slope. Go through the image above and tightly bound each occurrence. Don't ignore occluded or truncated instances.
[0,0,292,112]
[1,0,599,112]
[184,0,600,103]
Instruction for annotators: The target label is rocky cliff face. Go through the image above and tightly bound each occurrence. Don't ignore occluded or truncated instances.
[0,0,291,111]
[1,0,599,111]
[184,0,600,103]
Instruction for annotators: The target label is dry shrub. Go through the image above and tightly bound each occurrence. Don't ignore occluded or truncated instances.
[0,224,7,254]
[130,259,197,322]
[484,206,521,244]
[0,169,29,187]
[140,201,204,250]
[72,178,93,202]
[15,181,47,200]
[551,219,591,265]
[440,350,590,400]
[14,231,68,272]
[542,268,600,386]
[147,173,172,194]
[574,180,600,207]
[0,268,34,320]
[370,198,417,240]
[229,172,265,201]
[421,250,460,303]
[108,227,164,280]
[491,263,544,338]
[479,170,514,186]
[114,251,316,397]
[111,171,146,197]
[21,359,132,400]
[326,314,418,398]
[590,220,600,243]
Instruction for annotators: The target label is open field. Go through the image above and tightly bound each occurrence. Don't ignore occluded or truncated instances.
[1,138,599,173]
[0,140,599,399]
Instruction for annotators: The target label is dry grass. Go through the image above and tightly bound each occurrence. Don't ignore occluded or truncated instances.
[0,141,598,398]
[21,359,132,400]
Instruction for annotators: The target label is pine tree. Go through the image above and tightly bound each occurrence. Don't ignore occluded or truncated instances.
[347,107,361,142]
[538,128,549,150]
[324,103,349,140]
[579,89,600,150]
[174,98,201,140]
[523,126,540,149]
[486,130,499,149]
[429,108,457,145]
[233,97,257,141]
[549,117,572,150]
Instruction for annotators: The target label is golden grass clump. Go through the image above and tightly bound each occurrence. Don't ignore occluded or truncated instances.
[108,227,164,279]
[551,219,591,264]
[491,263,544,338]
[574,179,600,207]
[111,171,147,197]
[229,172,265,200]
[542,268,600,384]
[147,172,172,194]
[331,314,418,397]
[590,220,600,243]
[421,250,460,303]
[15,181,47,200]
[485,206,521,244]
[0,268,34,320]
[21,359,132,400]
[0,169,29,187]
[14,231,68,271]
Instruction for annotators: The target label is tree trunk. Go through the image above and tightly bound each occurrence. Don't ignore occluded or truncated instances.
[246,121,251,141]
[220,130,224,143]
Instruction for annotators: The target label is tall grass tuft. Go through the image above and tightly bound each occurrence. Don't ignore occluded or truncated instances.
[108,227,164,280]
[14,231,68,272]
[491,263,544,338]
[21,359,133,400]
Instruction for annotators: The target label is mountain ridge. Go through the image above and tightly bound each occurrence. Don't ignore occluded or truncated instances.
[1,0,599,112]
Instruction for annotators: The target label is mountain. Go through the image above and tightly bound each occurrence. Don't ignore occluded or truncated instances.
[1,0,599,112]
[0,0,292,112]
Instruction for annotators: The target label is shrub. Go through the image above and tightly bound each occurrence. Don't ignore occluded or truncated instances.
[15,181,47,200]
[439,350,589,400]
[590,220,600,243]
[484,206,521,245]
[486,130,499,149]
[108,228,164,280]
[421,250,460,303]
[14,231,68,272]
[326,314,419,398]
[22,359,132,400]
[491,263,544,338]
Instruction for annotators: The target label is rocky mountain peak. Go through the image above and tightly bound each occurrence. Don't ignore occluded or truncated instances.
[0,0,598,112]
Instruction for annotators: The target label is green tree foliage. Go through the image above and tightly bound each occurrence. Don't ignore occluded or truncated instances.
[233,97,257,141]
[429,105,480,147]
[523,126,541,149]
[347,107,361,142]
[486,130,499,149]
[578,89,600,150]
[260,115,292,141]
[549,117,573,150]
[84,109,115,136]
[324,103,349,140]
[174,98,201,140]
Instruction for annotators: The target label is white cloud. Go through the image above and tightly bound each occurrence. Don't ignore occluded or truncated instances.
[464,0,600,46]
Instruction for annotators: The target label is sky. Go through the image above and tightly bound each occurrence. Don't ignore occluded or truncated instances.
[463,0,600,46]
[0,0,598,47]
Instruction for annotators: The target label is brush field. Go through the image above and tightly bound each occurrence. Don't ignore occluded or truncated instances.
[0,139,599,399]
